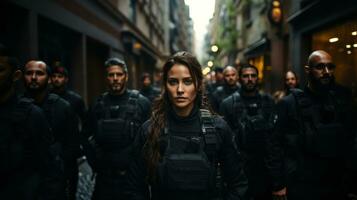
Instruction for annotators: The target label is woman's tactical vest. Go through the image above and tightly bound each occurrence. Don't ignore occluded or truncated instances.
[158,109,221,192]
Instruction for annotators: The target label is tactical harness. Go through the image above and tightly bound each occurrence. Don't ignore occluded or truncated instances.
[231,92,274,153]
[158,109,221,191]
[94,90,141,171]
[290,89,344,158]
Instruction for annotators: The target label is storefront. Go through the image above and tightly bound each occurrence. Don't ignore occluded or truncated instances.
[288,0,357,101]
[311,17,357,90]
[0,0,125,104]
[244,37,271,91]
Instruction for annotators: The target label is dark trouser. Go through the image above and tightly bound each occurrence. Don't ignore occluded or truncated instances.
[245,156,272,200]
[287,158,348,200]
[287,180,346,200]
[92,172,127,200]
[66,167,79,200]
[0,172,41,200]
[40,175,66,200]
[65,161,79,200]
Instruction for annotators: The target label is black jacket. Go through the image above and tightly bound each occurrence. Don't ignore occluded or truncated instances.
[266,84,356,199]
[52,89,86,123]
[26,92,80,200]
[0,95,52,200]
[126,106,248,200]
[210,85,239,113]
[140,86,160,103]
[36,93,80,167]
[82,89,151,169]
[220,91,275,197]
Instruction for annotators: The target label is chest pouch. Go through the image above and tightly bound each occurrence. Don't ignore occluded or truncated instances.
[158,109,217,191]
[239,105,272,152]
[232,93,273,152]
[159,135,214,191]
[96,118,130,150]
[243,114,270,153]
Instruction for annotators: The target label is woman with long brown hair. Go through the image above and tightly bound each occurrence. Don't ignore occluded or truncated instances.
[126,51,247,200]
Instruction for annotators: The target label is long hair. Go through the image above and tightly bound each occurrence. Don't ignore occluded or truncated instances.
[143,51,209,183]
[284,70,300,91]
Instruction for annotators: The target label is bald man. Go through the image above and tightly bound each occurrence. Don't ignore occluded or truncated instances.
[267,50,356,200]
[23,60,80,200]
[210,66,240,112]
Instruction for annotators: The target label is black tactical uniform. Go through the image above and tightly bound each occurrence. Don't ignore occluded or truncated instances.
[53,89,86,123]
[266,85,356,200]
[25,92,80,200]
[210,85,239,113]
[126,105,248,200]
[205,80,224,100]
[51,89,85,200]
[220,91,275,199]
[140,85,160,103]
[0,95,52,200]
[83,89,151,200]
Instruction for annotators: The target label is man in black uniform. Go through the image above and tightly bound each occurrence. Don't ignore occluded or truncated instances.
[0,47,52,199]
[83,58,151,200]
[220,63,275,200]
[23,60,80,200]
[51,63,86,124]
[267,50,356,200]
[210,66,239,113]
[139,72,160,103]
[50,63,86,200]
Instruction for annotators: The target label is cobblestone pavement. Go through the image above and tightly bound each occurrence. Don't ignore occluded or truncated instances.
[76,157,95,200]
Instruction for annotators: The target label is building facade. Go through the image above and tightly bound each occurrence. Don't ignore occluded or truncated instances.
[210,0,357,96]
[169,0,194,54]
[210,0,287,92]
[1,0,194,104]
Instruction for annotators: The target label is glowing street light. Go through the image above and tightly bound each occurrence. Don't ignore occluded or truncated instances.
[329,37,339,43]
[202,67,211,75]
[211,45,219,53]
[207,61,214,67]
